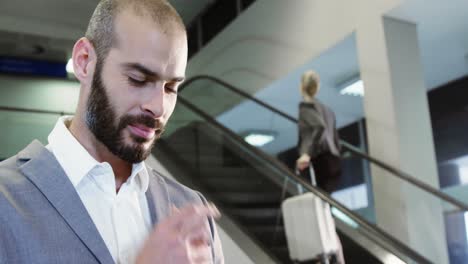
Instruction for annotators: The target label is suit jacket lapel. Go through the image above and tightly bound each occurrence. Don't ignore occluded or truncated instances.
[18,140,114,264]
[145,168,171,225]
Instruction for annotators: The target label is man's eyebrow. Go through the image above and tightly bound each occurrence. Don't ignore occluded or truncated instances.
[122,63,185,82]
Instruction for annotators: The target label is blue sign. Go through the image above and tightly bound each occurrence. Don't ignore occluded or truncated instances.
[0,57,67,78]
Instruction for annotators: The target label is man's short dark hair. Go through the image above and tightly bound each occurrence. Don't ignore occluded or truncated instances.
[85,0,186,62]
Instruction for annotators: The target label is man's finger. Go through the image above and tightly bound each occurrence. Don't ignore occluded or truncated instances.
[166,204,219,236]
[169,204,219,224]
[177,214,212,239]
[171,205,180,215]
[187,239,212,264]
[187,227,211,247]
[207,202,220,217]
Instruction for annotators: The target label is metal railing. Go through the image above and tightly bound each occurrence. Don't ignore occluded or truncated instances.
[0,106,73,116]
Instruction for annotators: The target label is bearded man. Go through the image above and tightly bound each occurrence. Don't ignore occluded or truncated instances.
[0,0,224,263]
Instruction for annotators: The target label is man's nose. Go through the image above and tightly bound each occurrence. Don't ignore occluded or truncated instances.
[141,82,166,118]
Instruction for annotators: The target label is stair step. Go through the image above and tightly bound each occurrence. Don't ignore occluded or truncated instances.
[174,153,239,166]
[270,246,293,264]
[249,225,286,237]
[224,207,281,225]
[249,225,285,233]
[198,167,260,179]
[201,175,281,192]
[248,225,287,247]
[210,191,281,205]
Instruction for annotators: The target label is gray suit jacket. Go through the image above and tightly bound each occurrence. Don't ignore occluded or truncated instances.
[0,140,223,264]
[298,99,341,158]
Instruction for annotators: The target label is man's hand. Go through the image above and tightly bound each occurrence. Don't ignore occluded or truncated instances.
[296,153,311,171]
[136,203,221,264]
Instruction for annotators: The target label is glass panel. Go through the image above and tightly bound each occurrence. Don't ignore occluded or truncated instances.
[336,150,376,223]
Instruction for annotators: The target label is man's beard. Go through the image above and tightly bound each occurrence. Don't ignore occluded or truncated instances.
[85,61,164,163]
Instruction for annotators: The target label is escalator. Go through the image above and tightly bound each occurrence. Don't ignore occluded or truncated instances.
[152,75,468,264]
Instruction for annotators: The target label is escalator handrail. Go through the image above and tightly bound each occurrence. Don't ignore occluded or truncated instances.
[176,95,432,264]
[0,106,73,116]
[179,75,468,211]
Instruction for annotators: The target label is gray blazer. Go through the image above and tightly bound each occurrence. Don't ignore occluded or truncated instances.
[0,140,223,264]
[298,99,341,158]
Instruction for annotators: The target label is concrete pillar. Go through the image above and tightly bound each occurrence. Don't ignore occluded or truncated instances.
[355,14,449,263]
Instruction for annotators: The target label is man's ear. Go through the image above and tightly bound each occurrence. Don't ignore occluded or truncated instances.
[72,37,97,85]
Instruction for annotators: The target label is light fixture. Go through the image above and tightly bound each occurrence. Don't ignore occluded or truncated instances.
[340,79,364,96]
[459,166,468,185]
[381,253,406,264]
[66,58,74,74]
[244,133,275,147]
[337,74,364,97]
[464,212,468,246]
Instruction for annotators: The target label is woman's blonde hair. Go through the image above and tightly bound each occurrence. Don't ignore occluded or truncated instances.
[300,70,320,99]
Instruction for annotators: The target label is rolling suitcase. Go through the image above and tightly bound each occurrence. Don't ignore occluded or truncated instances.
[281,167,339,263]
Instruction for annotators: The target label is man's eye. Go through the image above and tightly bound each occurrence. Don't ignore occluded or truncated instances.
[128,77,146,86]
[165,83,178,94]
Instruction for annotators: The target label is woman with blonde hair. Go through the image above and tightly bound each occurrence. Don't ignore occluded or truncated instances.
[296,70,342,193]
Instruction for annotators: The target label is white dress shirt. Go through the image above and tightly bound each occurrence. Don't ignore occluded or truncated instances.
[47,116,152,264]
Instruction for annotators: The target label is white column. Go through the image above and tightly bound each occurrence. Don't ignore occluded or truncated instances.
[355,15,449,263]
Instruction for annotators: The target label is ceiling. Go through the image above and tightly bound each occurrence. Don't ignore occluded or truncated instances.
[0,0,212,61]
[387,0,468,89]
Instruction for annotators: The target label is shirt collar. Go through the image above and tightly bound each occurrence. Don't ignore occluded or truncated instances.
[128,162,150,193]
[47,116,149,193]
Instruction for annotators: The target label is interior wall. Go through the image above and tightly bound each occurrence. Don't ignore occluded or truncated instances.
[0,74,79,158]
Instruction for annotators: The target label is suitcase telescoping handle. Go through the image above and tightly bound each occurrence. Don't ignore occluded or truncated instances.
[295,164,317,187]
